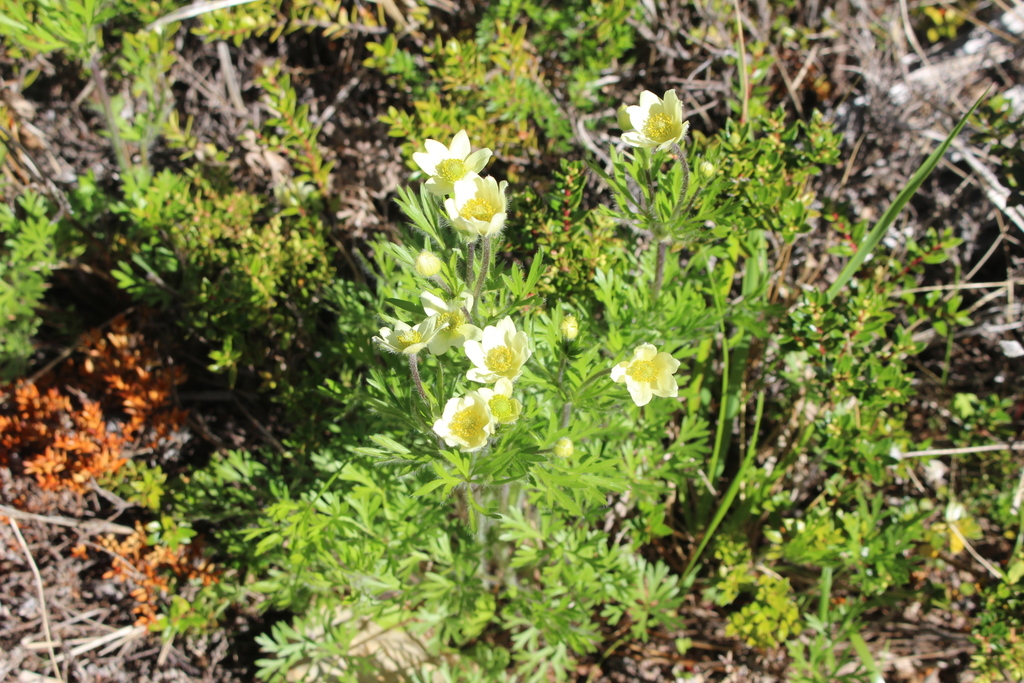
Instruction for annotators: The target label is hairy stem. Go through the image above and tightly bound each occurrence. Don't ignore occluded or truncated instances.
[89,54,131,177]
[472,235,492,319]
[652,241,668,302]
[408,354,428,403]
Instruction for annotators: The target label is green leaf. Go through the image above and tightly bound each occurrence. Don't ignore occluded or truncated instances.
[826,88,988,302]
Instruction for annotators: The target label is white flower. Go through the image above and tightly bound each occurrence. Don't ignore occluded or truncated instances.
[621,90,690,152]
[464,316,532,383]
[610,343,680,407]
[373,317,439,355]
[412,130,492,196]
[421,291,482,355]
[433,391,494,452]
[444,175,508,238]
[477,377,522,425]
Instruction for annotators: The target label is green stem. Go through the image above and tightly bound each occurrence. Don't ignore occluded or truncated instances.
[472,236,491,319]
[652,241,668,302]
[683,392,764,586]
[89,53,131,177]
[704,264,731,487]
[408,354,428,404]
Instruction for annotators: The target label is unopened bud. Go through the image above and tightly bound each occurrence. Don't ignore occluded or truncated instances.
[698,161,715,179]
[617,104,632,132]
[560,316,579,341]
[553,437,574,458]
[415,251,442,277]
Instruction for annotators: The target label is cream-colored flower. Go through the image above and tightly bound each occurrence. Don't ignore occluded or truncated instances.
[621,90,690,152]
[433,391,494,452]
[373,316,439,355]
[415,251,442,277]
[560,315,579,341]
[553,437,574,458]
[412,130,492,196]
[610,343,680,406]
[444,175,508,238]
[464,316,532,383]
[477,377,522,425]
[421,291,482,355]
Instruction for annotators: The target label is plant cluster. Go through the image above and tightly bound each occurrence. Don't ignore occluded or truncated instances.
[0,315,186,493]
[1,0,1022,680]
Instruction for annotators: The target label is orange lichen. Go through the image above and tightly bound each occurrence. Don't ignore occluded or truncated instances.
[100,522,220,626]
[0,314,187,493]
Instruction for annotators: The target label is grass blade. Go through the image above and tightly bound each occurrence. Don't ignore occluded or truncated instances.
[825,88,989,302]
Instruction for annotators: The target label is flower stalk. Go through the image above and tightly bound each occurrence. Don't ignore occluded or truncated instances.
[472,235,492,319]
[409,354,428,403]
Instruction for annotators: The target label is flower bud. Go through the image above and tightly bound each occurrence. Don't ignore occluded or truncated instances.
[553,437,574,458]
[415,251,442,278]
[617,104,632,131]
[698,161,715,179]
[559,315,579,341]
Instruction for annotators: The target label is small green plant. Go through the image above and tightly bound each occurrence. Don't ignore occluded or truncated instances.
[0,191,80,378]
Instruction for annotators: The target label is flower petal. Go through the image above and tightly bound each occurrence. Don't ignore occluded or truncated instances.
[464,149,492,174]
[423,139,449,157]
[638,90,660,108]
[662,89,681,117]
[628,380,653,407]
[412,152,437,175]
[425,177,453,196]
[611,362,628,383]
[463,340,487,367]
[622,131,655,148]
[449,130,471,159]
[421,291,449,316]
[635,343,657,361]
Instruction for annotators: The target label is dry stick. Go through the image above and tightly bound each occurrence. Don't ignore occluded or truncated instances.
[771,46,804,118]
[895,441,1024,459]
[949,523,1005,581]
[894,279,1024,295]
[9,519,63,683]
[216,41,246,115]
[920,130,1024,233]
[899,0,932,66]
[732,0,749,124]
[1010,466,1024,516]
[0,504,134,536]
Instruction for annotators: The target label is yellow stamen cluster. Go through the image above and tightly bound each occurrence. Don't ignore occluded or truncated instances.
[461,198,496,222]
[397,330,422,349]
[489,396,513,421]
[436,311,463,332]
[449,406,486,440]
[626,359,657,382]
[642,113,675,143]
[436,158,467,182]
[486,346,514,372]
